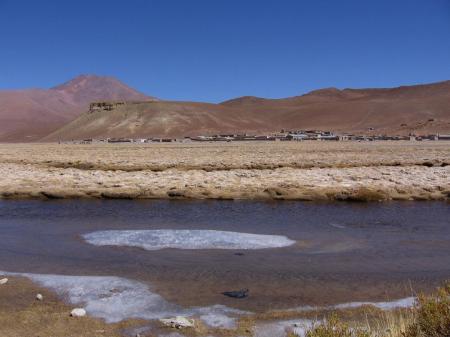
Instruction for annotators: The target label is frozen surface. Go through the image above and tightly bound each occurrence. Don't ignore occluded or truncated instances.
[285,296,416,313]
[0,269,416,333]
[334,297,416,310]
[254,319,315,337]
[158,334,185,337]
[83,229,296,250]
[194,305,244,328]
[0,270,244,328]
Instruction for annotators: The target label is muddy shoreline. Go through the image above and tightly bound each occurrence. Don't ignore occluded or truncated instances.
[0,276,133,337]
[0,275,418,337]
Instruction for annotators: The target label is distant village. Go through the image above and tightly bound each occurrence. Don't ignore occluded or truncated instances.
[69,129,450,144]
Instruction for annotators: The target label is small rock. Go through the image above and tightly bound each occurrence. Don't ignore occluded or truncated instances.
[159,316,195,329]
[70,308,86,317]
[0,278,8,285]
[222,288,249,299]
[36,293,44,301]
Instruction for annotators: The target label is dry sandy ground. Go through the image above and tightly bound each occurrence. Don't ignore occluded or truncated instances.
[0,277,139,337]
[0,141,449,201]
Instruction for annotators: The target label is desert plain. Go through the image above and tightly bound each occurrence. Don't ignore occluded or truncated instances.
[0,141,449,201]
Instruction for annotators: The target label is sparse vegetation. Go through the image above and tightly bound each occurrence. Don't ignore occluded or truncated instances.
[402,283,450,337]
[0,142,449,201]
[302,283,450,337]
[306,315,370,337]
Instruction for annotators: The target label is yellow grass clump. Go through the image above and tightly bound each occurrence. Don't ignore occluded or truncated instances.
[304,283,450,337]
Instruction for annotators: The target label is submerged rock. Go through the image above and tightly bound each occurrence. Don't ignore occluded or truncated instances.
[70,308,87,317]
[0,278,8,285]
[222,288,249,299]
[159,316,195,329]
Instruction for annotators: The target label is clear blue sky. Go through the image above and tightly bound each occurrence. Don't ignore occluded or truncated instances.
[1,0,449,102]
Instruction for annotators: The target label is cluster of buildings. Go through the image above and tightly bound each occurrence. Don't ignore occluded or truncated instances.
[339,134,450,141]
[189,131,450,142]
[190,130,340,142]
[74,130,450,144]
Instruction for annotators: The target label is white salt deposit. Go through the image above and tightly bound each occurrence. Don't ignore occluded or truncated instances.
[83,229,296,250]
[0,270,244,328]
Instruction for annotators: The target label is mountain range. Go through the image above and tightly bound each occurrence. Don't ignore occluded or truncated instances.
[1,75,450,142]
[0,75,152,142]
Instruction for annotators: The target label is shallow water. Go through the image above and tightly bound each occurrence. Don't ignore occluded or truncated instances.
[0,200,449,312]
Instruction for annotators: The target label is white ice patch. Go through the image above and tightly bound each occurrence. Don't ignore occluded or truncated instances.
[333,297,416,310]
[83,229,296,250]
[254,319,316,337]
[158,333,185,337]
[283,296,416,313]
[0,271,245,328]
[194,305,244,329]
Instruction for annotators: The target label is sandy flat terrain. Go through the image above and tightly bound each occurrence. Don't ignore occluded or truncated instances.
[0,277,135,337]
[0,141,449,201]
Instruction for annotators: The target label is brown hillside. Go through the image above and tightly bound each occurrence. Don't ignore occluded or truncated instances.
[42,101,270,141]
[0,75,154,142]
[43,80,450,141]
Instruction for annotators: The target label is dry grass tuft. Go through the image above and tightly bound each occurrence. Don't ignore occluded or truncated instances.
[302,283,450,337]
[306,314,371,337]
[335,187,389,202]
[402,283,450,337]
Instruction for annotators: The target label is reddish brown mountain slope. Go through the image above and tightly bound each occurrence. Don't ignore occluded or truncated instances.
[0,75,153,142]
[44,80,450,141]
[220,80,450,135]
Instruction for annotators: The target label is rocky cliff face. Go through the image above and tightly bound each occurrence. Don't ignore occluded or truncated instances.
[89,102,126,113]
